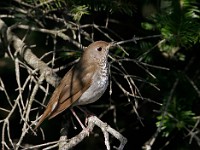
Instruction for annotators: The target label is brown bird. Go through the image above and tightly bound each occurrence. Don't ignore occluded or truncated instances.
[35,41,112,129]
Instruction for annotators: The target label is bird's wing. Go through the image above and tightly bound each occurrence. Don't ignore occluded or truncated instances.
[48,64,95,119]
[34,64,95,129]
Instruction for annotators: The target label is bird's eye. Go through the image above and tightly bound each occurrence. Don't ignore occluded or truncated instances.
[97,47,102,51]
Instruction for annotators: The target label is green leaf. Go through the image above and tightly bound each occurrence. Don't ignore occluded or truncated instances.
[141,22,155,30]
[71,5,89,22]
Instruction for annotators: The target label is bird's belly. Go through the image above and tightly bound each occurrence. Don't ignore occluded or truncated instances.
[75,76,108,105]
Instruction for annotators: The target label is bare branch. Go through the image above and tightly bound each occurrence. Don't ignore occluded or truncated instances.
[0,19,60,87]
[58,116,127,150]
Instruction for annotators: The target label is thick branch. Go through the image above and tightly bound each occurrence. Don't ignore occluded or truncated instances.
[0,18,60,87]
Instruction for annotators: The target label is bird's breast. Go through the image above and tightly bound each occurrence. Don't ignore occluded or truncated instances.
[74,64,109,106]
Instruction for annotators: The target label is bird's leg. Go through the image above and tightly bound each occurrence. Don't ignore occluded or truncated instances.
[76,106,95,127]
[70,108,86,129]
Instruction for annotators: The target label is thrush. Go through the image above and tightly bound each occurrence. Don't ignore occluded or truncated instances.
[35,41,112,129]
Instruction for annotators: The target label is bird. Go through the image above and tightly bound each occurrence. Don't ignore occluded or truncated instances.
[34,41,112,129]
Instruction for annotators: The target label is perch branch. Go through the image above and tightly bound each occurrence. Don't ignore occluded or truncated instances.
[59,116,127,150]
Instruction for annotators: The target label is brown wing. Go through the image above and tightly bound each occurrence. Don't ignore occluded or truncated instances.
[34,64,95,129]
[48,65,95,119]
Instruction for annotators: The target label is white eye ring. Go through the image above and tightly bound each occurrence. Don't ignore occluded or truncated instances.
[97,47,102,51]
